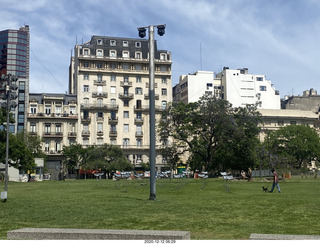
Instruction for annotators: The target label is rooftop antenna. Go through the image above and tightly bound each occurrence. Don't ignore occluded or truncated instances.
[200,42,203,70]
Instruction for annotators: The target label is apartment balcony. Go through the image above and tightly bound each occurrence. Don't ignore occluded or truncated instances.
[109,130,117,137]
[81,116,91,123]
[28,113,78,120]
[81,103,108,110]
[108,117,118,124]
[106,103,119,111]
[68,132,77,137]
[144,94,159,100]
[97,131,104,136]
[82,130,90,136]
[92,91,108,98]
[120,81,133,87]
[119,93,134,100]
[93,80,106,86]
[134,117,144,124]
[42,132,63,138]
[145,82,158,88]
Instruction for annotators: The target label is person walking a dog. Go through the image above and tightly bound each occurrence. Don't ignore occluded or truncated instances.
[269,169,281,193]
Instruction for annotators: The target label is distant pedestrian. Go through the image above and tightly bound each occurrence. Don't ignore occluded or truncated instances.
[248,168,252,181]
[269,169,281,193]
[241,170,246,180]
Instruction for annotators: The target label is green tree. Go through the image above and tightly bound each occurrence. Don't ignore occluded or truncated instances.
[159,94,262,172]
[267,124,320,168]
[0,131,36,171]
[87,144,132,174]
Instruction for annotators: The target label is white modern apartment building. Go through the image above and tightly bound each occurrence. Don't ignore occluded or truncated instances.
[173,68,280,109]
[173,71,222,103]
[69,35,172,169]
[216,67,280,109]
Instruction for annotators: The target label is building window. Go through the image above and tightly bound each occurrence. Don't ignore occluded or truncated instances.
[135,42,141,48]
[97,123,103,133]
[55,106,62,114]
[56,124,61,133]
[97,39,103,45]
[45,105,51,115]
[110,138,116,145]
[69,106,76,115]
[30,123,36,133]
[110,40,116,46]
[83,85,89,92]
[111,86,116,94]
[122,63,129,70]
[161,77,167,84]
[277,121,284,126]
[45,124,51,133]
[136,139,142,146]
[207,83,213,90]
[136,76,142,83]
[124,111,129,118]
[84,62,89,68]
[110,50,116,57]
[260,86,267,91]
[111,75,116,82]
[124,124,129,132]
[97,111,104,119]
[122,51,129,58]
[84,74,89,80]
[162,101,167,110]
[123,41,129,47]
[135,87,143,95]
[161,88,167,96]
[96,49,103,57]
[256,77,263,81]
[160,65,167,72]
[83,49,89,55]
[160,53,166,60]
[124,100,129,107]
[96,62,102,69]
[123,138,130,147]
[30,105,37,114]
[135,52,142,59]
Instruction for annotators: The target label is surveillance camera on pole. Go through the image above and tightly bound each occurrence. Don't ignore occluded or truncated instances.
[137,24,166,201]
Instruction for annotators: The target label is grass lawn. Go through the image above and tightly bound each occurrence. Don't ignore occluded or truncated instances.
[1,176,320,240]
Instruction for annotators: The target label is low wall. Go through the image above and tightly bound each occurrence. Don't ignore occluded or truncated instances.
[7,228,190,240]
[250,233,320,240]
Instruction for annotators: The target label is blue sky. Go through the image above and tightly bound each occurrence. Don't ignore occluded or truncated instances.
[1,0,320,97]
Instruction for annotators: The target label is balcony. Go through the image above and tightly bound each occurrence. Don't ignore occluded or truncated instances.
[135,131,143,137]
[42,132,63,138]
[134,117,144,124]
[93,80,106,86]
[120,81,133,87]
[109,130,117,137]
[92,92,108,98]
[144,94,159,100]
[68,132,77,137]
[109,117,118,124]
[82,130,90,136]
[28,113,78,120]
[97,131,104,136]
[119,93,134,100]
[81,116,91,123]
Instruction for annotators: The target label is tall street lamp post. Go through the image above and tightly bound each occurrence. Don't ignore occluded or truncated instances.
[0,74,18,203]
[138,24,165,200]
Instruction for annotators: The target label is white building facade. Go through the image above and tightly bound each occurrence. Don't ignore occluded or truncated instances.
[173,68,280,110]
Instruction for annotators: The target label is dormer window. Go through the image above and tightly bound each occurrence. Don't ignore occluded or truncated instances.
[135,42,141,48]
[160,53,166,61]
[110,40,116,46]
[83,48,90,55]
[123,41,129,47]
[97,39,103,45]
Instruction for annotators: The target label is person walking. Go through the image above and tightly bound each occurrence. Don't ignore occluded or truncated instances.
[269,169,281,193]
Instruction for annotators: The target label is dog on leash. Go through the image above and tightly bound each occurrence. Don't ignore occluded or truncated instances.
[262,186,268,192]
